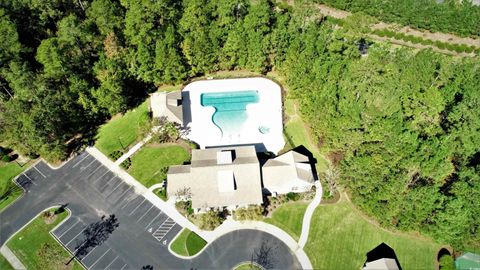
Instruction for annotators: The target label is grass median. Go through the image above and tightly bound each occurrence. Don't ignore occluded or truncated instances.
[6,208,83,269]
[170,229,207,256]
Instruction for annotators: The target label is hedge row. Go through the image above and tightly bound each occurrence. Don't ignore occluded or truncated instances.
[373,29,479,54]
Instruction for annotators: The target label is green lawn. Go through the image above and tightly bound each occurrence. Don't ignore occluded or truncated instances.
[0,255,14,270]
[264,202,309,241]
[129,145,190,187]
[170,229,207,256]
[95,101,149,157]
[7,209,82,269]
[0,161,29,211]
[305,197,442,269]
[283,99,329,173]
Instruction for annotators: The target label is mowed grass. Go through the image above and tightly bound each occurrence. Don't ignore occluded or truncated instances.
[305,197,442,269]
[7,209,82,269]
[170,229,207,256]
[234,262,263,270]
[0,161,30,210]
[95,101,149,157]
[283,99,329,173]
[0,255,14,270]
[264,202,309,241]
[129,145,190,187]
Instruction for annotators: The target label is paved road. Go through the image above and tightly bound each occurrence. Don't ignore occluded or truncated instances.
[0,152,301,269]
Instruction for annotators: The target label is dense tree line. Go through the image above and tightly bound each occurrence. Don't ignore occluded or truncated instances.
[315,0,480,37]
[0,0,478,249]
[282,25,479,248]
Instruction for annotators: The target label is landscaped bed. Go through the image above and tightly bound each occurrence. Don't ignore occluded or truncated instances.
[305,194,442,269]
[95,101,149,158]
[170,229,207,257]
[6,208,82,270]
[128,144,190,188]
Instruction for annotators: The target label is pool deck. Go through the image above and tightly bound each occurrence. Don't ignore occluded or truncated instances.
[182,77,285,154]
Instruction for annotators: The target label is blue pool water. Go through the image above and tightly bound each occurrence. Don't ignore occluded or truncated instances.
[201,90,259,136]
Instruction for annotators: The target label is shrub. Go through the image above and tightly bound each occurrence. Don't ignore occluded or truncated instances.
[439,254,455,270]
[233,205,264,221]
[286,192,301,201]
[384,31,395,38]
[436,41,447,50]
[176,200,193,216]
[109,150,123,160]
[465,46,475,53]
[154,188,167,201]
[197,210,225,230]
[1,155,11,162]
[120,158,131,169]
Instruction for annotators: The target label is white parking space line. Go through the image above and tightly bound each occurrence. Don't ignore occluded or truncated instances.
[104,255,119,269]
[32,166,46,178]
[22,174,37,185]
[145,212,162,229]
[137,205,154,223]
[82,159,97,170]
[57,220,80,239]
[120,194,139,209]
[72,154,90,168]
[94,170,110,183]
[128,198,146,216]
[65,227,87,246]
[105,180,124,197]
[99,175,117,190]
[81,246,98,261]
[86,165,103,178]
[120,264,127,270]
[115,186,132,201]
[88,248,111,269]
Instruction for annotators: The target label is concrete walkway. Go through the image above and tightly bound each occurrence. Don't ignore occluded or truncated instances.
[0,245,26,270]
[148,183,163,192]
[87,146,314,269]
[114,134,152,166]
[298,181,323,248]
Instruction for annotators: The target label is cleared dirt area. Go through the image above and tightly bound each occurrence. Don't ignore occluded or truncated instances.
[313,3,480,48]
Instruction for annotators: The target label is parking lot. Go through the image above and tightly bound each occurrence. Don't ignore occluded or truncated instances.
[49,152,183,269]
[1,151,301,269]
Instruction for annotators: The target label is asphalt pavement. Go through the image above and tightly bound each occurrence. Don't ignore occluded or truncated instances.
[0,151,301,269]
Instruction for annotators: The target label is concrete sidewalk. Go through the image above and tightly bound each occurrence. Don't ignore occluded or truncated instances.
[0,245,26,270]
[298,181,323,248]
[87,146,314,269]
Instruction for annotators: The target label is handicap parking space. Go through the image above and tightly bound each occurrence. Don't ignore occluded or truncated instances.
[2,150,303,269]
[45,152,186,268]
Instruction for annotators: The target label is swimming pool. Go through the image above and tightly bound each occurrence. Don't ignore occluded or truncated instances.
[201,90,259,136]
